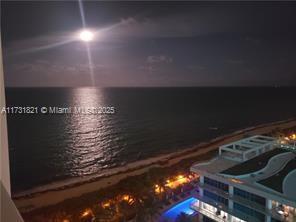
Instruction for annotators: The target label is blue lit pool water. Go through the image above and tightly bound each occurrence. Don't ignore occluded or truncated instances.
[161,197,198,222]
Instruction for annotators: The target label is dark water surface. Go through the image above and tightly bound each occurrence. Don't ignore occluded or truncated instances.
[5,87,296,193]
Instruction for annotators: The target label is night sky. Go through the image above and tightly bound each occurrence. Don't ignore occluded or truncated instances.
[1,1,296,87]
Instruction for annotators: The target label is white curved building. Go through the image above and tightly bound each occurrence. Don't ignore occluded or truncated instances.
[190,135,296,222]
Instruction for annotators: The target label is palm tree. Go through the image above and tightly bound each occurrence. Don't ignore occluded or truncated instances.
[134,205,148,222]
[134,197,161,222]
[92,203,116,221]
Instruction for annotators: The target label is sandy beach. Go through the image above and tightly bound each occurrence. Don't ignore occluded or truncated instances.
[14,118,296,213]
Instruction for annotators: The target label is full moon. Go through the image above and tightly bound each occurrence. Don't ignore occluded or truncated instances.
[79,30,94,42]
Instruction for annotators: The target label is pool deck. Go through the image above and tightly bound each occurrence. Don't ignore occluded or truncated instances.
[158,196,198,222]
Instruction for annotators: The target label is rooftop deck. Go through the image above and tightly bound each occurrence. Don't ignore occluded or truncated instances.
[219,135,276,162]
[257,156,296,195]
[190,157,237,175]
[220,148,288,176]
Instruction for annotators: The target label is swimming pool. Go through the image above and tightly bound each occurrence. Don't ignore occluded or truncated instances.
[161,197,198,222]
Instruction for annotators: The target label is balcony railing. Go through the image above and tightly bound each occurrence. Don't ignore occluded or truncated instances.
[191,204,230,222]
[192,193,262,222]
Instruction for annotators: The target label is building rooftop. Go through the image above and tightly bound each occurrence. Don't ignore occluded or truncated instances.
[190,157,237,175]
[219,135,277,162]
[257,157,296,194]
[220,148,288,176]
[190,135,296,206]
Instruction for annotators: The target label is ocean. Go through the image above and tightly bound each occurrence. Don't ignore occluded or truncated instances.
[5,87,296,193]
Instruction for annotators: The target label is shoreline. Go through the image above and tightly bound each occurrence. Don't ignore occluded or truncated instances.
[14,118,296,213]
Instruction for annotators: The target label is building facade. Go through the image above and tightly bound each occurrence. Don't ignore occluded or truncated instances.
[1,36,24,222]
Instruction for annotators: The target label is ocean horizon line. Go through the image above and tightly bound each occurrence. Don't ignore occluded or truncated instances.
[5,85,296,89]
